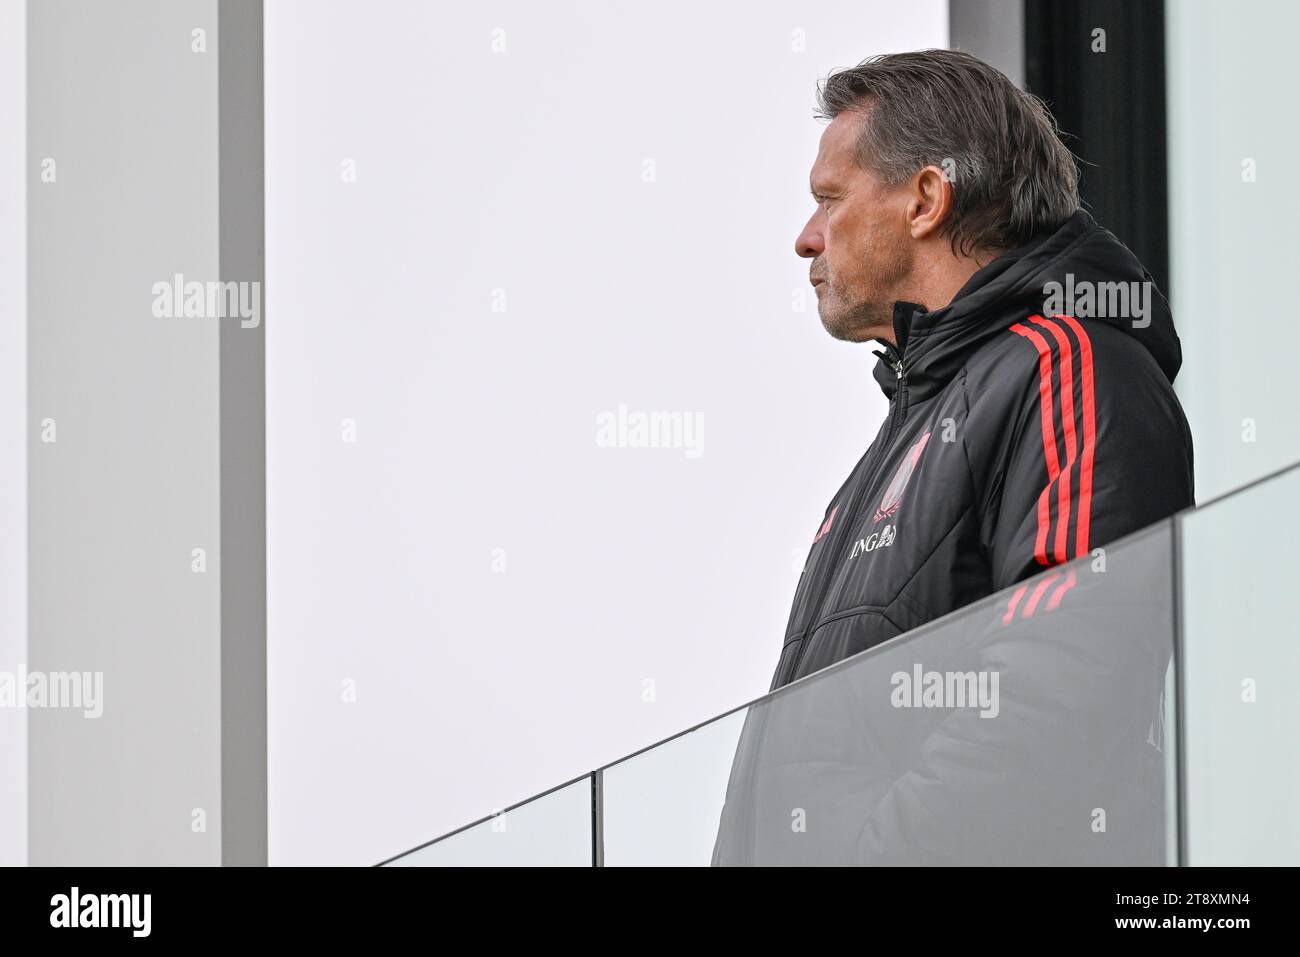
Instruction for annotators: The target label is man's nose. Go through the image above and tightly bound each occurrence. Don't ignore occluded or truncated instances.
[795,213,823,259]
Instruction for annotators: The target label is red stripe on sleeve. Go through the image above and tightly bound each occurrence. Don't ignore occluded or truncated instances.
[1029,316,1080,561]
[1009,321,1062,566]
[1054,314,1096,556]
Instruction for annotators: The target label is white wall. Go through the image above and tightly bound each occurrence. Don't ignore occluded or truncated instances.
[266,0,947,865]
[1168,0,1300,501]
[0,0,26,868]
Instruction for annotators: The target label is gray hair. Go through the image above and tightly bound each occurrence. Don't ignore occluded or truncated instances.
[814,49,1080,256]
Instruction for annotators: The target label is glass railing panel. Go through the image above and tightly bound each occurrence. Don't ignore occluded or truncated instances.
[601,709,749,866]
[1180,463,1300,865]
[604,522,1177,865]
[380,775,592,866]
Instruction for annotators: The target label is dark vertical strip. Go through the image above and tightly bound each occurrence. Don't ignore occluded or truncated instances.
[591,770,604,867]
[219,0,267,867]
[949,0,1025,88]
[1024,0,1169,296]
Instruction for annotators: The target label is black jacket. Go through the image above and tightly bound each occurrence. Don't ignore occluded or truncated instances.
[768,209,1194,692]
[710,209,1194,866]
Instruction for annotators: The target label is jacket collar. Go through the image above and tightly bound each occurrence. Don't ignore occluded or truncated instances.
[868,210,1112,403]
[870,209,1175,402]
[870,241,1038,401]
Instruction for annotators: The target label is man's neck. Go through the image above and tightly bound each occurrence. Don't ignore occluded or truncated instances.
[910,246,999,313]
[878,246,1004,350]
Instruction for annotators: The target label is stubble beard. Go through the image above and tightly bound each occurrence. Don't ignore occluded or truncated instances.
[817,240,913,344]
[817,277,896,343]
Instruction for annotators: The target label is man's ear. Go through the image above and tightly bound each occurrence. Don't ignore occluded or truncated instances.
[907,165,955,240]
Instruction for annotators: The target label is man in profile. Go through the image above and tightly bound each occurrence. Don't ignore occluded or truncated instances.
[712,49,1193,866]
[770,49,1192,691]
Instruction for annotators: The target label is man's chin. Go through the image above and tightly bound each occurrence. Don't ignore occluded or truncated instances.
[819,312,877,343]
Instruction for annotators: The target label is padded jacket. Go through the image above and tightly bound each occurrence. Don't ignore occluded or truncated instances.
[710,209,1195,866]
[767,208,1194,692]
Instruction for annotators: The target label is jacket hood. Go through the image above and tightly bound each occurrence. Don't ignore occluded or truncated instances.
[872,209,1181,401]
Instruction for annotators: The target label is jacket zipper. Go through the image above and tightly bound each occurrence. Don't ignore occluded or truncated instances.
[783,350,910,683]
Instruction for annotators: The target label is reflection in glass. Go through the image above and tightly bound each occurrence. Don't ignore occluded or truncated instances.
[708,524,1176,865]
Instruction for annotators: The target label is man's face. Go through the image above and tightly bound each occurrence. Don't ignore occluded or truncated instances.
[797,110,914,343]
